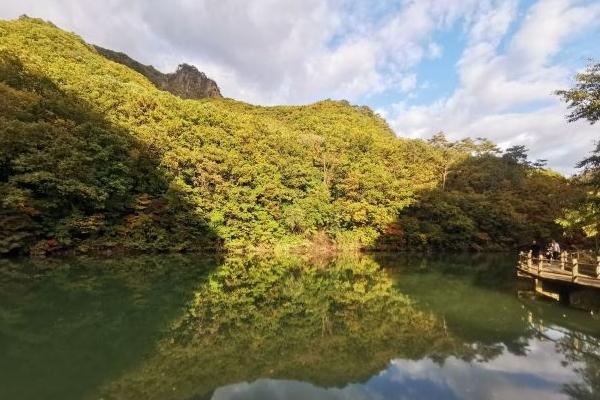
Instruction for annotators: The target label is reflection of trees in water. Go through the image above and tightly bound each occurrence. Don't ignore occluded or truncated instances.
[557,331,600,400]
[563,354,600,400]
[525,310,600,400]
[379,253,600,398]
[377,253,534,358]
[107,254,600,399]
[101,255,471,400]
[3,254,599,400]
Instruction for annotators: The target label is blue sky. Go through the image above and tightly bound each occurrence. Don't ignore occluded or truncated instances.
[1,0,599,173]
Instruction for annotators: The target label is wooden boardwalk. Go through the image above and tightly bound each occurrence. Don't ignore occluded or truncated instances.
[517,251,600,290]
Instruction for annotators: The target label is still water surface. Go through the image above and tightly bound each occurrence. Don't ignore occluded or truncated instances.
[1,253,598,400]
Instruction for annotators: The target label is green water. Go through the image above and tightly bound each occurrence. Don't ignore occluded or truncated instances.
[1,253,599,400]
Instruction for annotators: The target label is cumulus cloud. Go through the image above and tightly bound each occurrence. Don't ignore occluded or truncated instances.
[389,0,600,174]
[0,0,598,173]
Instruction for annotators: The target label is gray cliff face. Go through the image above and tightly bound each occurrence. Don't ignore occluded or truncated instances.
[161,63,222,99]
[94,46,222,100]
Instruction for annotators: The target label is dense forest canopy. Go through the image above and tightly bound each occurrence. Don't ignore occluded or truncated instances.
[0,17,588,256]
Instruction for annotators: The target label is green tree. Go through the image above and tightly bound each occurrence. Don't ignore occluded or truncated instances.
[555,62,600,248]
[556,62,600,124]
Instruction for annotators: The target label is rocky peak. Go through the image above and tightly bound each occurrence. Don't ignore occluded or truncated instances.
[163,63,221,99]
[94,46,221,100]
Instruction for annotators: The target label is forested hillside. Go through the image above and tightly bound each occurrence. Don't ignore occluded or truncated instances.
[0,17,579,256]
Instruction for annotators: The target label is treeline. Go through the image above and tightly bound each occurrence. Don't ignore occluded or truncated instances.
[0,17,587,256]
[382,137,578,251]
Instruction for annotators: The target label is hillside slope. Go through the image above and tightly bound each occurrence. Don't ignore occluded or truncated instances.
[0,17,575,256]
[0,17,439,255]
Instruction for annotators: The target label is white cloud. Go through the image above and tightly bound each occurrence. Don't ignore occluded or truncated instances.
[399,74,418,93]
[389,0,600,174]
[427,42,443,59]
[509,0,599,72]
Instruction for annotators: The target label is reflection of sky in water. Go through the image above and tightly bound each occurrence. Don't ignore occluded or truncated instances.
[212,339,580,400]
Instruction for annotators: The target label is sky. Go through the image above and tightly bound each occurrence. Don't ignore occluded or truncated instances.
[1,0,599,174]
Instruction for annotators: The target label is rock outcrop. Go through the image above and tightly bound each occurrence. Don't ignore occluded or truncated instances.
[94,46,222,99]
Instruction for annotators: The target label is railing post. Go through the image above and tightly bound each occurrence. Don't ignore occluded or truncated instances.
[572,257,579,281]
[518,251,523,269]
[538,253,543,274]
[596,256,600,279]
[527,250,532,270]
[535,278,542,292]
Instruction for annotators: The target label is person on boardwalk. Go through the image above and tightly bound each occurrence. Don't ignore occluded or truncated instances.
[550,239,560,260]
[530,240,541,258]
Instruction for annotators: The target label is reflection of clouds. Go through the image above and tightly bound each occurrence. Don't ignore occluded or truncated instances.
[385,339,582,400]
[212,339,582,400]
[477,339,575,380]
[212,380,377,400]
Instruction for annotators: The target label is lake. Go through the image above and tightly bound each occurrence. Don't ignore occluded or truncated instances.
[1,253,599,400]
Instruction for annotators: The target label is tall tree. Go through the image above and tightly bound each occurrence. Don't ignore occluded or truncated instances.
[578,142,600,188]
[555,62,600,248]
[427,132,471,190]
[502,145,547,168]
[555,62,600,124]
[428,133,504,190]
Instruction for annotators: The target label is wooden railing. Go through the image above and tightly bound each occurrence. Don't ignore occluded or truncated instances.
[517,251,600,289]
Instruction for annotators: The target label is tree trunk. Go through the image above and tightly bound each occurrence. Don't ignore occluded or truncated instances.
[442,164,448,191]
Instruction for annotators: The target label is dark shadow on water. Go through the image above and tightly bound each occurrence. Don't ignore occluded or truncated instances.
[0,254,219,400]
